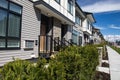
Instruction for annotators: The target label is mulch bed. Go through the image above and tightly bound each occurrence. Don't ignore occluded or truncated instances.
[102,62,109,67]
[102,52,108,60]
[94,71,110,80]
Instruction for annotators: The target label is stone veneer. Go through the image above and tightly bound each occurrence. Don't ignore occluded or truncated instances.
[53,18,62,40]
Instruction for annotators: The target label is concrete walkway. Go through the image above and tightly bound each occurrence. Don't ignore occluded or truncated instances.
[107,46,120,80]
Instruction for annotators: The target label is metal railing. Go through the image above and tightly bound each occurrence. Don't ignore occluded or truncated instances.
[39,36,73,58]
[62,38,73,46]
[54,37,73,51]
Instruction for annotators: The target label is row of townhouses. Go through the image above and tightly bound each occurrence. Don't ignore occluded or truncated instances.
[92,27,104,44]
[0,0,102,66]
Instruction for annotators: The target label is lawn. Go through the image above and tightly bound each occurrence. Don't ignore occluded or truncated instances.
[111,46,120,54]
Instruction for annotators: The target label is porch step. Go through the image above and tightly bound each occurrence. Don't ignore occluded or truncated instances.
[97,67,110,74]
[52,51,59,54]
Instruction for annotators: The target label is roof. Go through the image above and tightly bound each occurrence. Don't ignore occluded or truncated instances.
[84,12,96,23]
[75,2,86,19]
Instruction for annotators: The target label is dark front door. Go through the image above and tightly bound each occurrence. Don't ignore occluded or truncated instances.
[61,25,68,39]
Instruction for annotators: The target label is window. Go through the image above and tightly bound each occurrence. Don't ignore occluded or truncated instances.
[0,39,5,48]
[0,0,8,9]
[75,16,81,25]
[8,14,21,37]
[10,3,22,14]
[78,36,82,46]
[0,0,22,49]
[68,0,73,14]
[72,33,77,45]
[0,10,7,37]
[25,40,34,50]
[7,40,20,48]
[72,30,78,45]
[55,0,60,4]
[87,20,90,29]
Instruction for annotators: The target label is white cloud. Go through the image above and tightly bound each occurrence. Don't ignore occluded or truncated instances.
[94,25,107,30]
[104,35,120,42]
[109,24,120,29]
[81,1,120,13]
[95,27,106,30]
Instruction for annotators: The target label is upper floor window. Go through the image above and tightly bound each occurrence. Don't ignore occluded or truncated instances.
[0,0,22,49]
[75,16,81,25]
[68,0,73,14]
[0,0,8,9]
[87,20,90,29]
[90,26,92,31]
[55,0,60,4]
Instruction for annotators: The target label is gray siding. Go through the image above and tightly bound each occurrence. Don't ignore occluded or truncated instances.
[0,0,41,66]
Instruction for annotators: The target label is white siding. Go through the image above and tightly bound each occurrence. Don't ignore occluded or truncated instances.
[82,19,92,35]
[42,0,75,22]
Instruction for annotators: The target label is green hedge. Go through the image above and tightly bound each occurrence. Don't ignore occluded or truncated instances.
[0,45,99,80]
[0,60,34,80]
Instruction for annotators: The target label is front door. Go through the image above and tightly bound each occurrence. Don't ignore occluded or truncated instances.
[61,25,67,39]
[40,23,46,52]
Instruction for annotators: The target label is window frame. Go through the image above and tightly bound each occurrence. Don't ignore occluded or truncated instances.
[0,1,22,50]
[72,30,78,45]
[24,40,34,50]
[55,0,60,4]
[75,15,81,25]
[67,0,73,15]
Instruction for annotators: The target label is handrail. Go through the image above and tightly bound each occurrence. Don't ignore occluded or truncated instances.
[62,38,73,46]
[53,37,69,51]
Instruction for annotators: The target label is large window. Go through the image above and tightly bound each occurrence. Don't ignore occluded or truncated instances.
[75,16,81,25]
[68,0,73,14]
[72,30,78,45]
[78,36,82,46]
[55,0,60,4]
[0,0,22,49]
[72,33,77,45]
[87,20,90,29]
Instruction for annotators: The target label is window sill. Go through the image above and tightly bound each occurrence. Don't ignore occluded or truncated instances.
[67,10,73,16]
[55,1,60,5]
[24,48,33,51]
[0,47,20,50]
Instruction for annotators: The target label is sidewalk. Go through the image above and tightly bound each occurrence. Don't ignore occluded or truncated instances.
[107,46,120,80]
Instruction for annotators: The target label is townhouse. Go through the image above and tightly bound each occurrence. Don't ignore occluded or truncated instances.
[0,0,96,66]
[0,0,76,66]
[92,27,104,44]
[82,12,96,45]
[71,3,96,46]
[71,2,85,46]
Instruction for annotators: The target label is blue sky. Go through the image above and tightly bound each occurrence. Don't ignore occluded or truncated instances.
[77,0,120,41]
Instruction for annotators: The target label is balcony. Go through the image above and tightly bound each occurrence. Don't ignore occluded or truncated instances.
[83,27,92,35]
[33,0,75,25]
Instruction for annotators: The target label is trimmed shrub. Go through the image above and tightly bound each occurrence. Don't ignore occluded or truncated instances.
[79,45,99,80]
[46,60,66,80]
[0,45,99,80]
[0,60,34,80]
[54,46,82,80]
[55,45,99,80]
